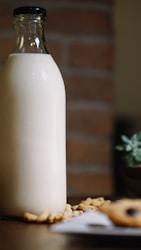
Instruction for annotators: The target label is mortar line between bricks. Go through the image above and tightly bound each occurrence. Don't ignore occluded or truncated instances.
[60,67,114,78]
[67,165,111,173]
[46,33,114,44]
[43,2,113,12]
[0,30,14,38]
[66,101,114,110]
[0,32,114,44]
[67,132,113,142]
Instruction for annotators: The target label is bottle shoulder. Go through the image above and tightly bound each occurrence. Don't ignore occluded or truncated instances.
[2,53,58,71]
[0,53,65,88]
[9,53,52,61]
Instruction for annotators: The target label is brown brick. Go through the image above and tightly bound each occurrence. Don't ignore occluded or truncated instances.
[64,76,114,103]
[47,40,62,63]
[69,43,114,69]
[0,4,13,30]
[47,8,113,34]
[68,171,113,196]
[70,0,114,4]
[0,39,14,63]
[67,137,111,165]
[67,108,113,136]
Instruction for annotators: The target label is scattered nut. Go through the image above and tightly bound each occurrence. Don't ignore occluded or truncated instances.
[23,197,111,224]
[23,212,38,222]
[37,211,49,223]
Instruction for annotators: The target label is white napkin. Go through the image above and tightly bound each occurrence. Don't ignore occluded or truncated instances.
[50,211,113,234]
[50,211,141,236]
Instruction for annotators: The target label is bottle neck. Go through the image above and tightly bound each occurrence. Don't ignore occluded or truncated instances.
[13,14,49,54]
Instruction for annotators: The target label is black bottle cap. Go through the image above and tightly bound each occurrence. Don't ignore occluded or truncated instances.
[13,6,46,17]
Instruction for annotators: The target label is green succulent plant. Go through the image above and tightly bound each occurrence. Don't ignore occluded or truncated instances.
[116,131,141,167]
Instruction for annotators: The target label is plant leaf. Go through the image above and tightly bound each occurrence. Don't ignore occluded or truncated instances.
[115,145,124,151]
[125,145,132,151]
[131,133,138,142]
[135,155,141,162]
[121,135,130,143]
[124,154,134,166]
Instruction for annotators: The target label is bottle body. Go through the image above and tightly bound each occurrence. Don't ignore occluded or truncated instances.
[0,53,66,216]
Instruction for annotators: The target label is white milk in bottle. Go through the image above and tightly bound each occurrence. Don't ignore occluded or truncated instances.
[0,7,66,216]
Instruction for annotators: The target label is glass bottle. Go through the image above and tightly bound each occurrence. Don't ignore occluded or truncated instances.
[0,6,66,216]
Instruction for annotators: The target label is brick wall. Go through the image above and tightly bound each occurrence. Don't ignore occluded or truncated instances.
[0,0,114,197]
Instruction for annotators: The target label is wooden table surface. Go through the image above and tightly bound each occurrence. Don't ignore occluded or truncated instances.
[0,197,141,250]
[0,219,141,250]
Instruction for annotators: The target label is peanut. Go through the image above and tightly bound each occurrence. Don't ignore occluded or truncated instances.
[23,197,111,224]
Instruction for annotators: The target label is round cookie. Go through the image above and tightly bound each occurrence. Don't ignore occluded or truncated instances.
[99,198,141,227]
